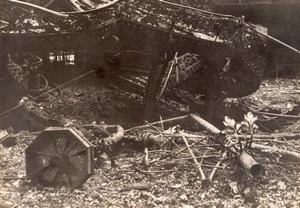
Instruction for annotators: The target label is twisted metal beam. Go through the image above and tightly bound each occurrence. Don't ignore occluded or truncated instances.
[2,0,69,17]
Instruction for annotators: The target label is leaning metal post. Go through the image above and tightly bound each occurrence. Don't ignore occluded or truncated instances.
[143,53,160,121]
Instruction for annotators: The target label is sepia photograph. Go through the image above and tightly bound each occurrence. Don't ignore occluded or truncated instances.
[0,0,299,207]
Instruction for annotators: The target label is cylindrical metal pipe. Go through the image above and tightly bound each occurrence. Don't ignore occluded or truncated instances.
[104,125,125,145]
[237,152,263,177]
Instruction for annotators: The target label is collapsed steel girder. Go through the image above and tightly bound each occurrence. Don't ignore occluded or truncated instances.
[0,0,265,53]
[0,0,267,100]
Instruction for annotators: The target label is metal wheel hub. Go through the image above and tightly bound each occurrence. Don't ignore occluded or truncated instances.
[25,127,94,188]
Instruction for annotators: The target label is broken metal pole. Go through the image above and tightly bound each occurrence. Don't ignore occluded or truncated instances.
[155,52,178,106]
[125,114,190,132]
[143,54,160,121]
[237,152,263,177]
[189,114,220,135]
[236,133,300,141]
[103,125,125,146]
[256,31,300,55]
[189,114,263,177]
[252,144,300,162]
[182,136,209,186]
[157,53,173,91]
[209,160,222,181]
[175,132,300,141]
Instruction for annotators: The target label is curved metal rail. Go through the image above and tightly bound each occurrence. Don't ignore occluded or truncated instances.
[0,0,269,99]
[63,0,120,14]
[2,0,69,17]
[2,0,299,54]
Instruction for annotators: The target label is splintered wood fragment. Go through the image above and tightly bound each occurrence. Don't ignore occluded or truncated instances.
[135,167,175,174]
[125,115,190,132]
[182,136,207,182]
[144,121,162,133]
[160,116,164,131]
[147,130,206,141]
[209,161,221,182]
[149,138,203,164]
[171,155,221,161]
[144,147,149,166]
[178,131,206,139]
[209,153,226,181]
[158,160,225,169]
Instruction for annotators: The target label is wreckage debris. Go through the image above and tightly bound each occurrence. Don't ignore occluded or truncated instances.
[23,122,125,188]
[25,127,94,188]
[20,113,265,188]
[0,129,17,147]
[0,109,299,205]
[0,3,300,207]
[124,113,300,180]
[1,0,269,109]
[237,152,263,177]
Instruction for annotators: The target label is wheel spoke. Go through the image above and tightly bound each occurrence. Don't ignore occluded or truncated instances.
[69,148,86,158]
[49,137,59,154]
[56,137,68,154]
[26,150,55,157]
[65,141,79,155]
[65,171,71,187]
[28,164,50,178]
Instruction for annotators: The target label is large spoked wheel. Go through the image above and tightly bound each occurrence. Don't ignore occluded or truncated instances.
[25,127,94,188]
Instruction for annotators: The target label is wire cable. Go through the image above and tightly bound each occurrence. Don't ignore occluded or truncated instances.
[0,69,96,120]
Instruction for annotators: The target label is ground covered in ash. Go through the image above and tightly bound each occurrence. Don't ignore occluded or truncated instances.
[1,77,300,208]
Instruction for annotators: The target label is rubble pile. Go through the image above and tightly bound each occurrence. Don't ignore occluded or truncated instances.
[1,112,300,207]
[1,0,300,207]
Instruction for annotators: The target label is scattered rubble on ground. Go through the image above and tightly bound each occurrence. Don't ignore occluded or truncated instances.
[1,0,300,207]
[1,66,300,207]
[1,105,300,207]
